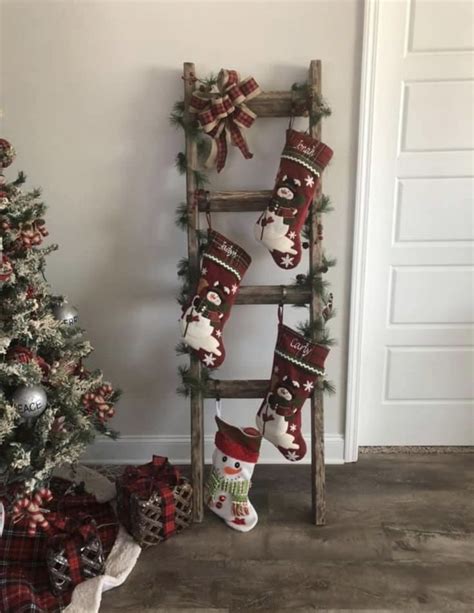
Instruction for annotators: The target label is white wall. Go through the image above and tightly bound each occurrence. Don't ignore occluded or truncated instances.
[1,0,363,463]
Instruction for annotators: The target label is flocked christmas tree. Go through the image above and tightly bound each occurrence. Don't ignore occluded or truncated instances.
[0,138,119,497]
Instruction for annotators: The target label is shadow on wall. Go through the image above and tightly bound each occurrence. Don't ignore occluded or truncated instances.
[79,66,184,413]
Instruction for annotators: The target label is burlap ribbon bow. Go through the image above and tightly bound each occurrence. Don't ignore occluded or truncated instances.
[189,69,261,172]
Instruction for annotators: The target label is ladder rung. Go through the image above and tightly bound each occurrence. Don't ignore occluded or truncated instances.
[236,285,310,305]
[247,91,308,118]
[197,190,271,213]
[205,379,268,398]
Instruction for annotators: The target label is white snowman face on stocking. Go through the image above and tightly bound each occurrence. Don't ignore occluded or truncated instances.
[276,386,293,402]
[277,186,294,200]
[206,290,222,307]
[212,448,254,483]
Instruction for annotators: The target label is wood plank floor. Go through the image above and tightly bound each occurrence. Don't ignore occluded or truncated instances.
[101,453,474,612]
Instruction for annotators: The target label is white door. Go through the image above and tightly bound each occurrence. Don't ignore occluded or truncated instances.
[347,0,474,453]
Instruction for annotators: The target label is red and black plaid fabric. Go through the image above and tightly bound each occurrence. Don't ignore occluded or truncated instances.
[48,515,103,591]
[189,68,261,172]
[117,456,180,539]
[0,478,118,613]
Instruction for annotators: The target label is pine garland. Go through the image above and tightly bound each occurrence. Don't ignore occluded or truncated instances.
[176,364,214,397]
[291,82,332,123]
[170,76,214,395]
[172,76,337,398]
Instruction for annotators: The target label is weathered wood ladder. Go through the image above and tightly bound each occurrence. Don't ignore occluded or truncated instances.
[183,60,328,525]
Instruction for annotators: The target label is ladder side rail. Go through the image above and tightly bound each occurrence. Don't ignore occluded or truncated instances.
[308,60,326,526]
[183,62,205,523]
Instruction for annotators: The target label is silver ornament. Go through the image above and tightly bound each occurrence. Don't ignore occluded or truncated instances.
[12,384,48,423]
[52,302,79,326]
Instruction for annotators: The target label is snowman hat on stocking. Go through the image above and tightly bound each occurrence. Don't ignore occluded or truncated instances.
[215,416,262,464]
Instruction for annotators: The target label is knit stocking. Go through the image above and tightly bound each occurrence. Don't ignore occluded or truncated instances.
[180,230,251,368]
[256,311,329,461]
[254,129,333,269]
[206,416,261,532]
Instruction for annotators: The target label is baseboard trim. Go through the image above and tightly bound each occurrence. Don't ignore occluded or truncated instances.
[82,433,345,465]
[359,445,474,455]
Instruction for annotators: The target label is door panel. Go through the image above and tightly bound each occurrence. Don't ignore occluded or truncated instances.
[357,0,474,445]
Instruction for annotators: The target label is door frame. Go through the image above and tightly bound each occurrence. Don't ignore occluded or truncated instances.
[345,0,380,462]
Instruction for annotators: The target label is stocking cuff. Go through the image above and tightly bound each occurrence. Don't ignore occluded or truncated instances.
[203,230,252,282]
[282,129,333,176]
[276,324,329,376]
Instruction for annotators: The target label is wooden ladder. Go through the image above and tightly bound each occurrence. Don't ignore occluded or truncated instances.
[183,60,328,526]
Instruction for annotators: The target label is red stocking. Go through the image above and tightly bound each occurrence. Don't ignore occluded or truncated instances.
[256,308,329,461]
[255,129,333,269]
[180,230,251,368]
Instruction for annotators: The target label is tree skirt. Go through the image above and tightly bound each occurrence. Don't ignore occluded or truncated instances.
[0,465,141,613]
[58,465,142,613]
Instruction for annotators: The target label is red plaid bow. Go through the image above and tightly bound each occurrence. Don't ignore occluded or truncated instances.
[120,455,180,538]
[6,345,50,377]
[48,515,101,587]
[189,68,261,172]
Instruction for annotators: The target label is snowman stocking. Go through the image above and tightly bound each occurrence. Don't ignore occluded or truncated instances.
[255,129,333,270]
[256,310,329,461]
[180,230,251,368]
[206,416,262,532]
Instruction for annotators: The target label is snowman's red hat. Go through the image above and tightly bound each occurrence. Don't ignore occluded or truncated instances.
[215,416,262,464]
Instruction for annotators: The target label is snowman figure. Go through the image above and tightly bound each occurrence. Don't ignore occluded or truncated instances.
[256,376,301,451]
[180,281,230,356]
[206,416,262,532]
[254,175,304,255]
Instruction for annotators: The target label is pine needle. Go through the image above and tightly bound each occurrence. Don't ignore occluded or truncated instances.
[316,379,336,395]
[176,364,214,397]
[175,202,189,231]
[12,171,26,187]
[316,194,333,214]
[175,152,187,175]
[175,341,190,356]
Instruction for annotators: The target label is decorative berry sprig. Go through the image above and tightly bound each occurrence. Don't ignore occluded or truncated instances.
[82,383,116,422]
[12,487,53,536]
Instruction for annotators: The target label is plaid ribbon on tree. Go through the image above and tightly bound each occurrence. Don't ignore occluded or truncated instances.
[189,68,261,172]
[118,455,180,539]
[0,477,118,613]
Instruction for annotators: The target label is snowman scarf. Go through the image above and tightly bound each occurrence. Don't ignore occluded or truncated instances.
[207,468,250,517]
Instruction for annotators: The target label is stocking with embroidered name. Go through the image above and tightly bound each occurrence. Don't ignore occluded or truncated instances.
[255,128,333,270]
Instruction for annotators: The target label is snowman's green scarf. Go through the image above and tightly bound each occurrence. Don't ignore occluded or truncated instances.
[207,467,250,503]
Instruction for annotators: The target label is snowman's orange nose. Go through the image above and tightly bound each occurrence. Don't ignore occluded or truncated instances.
[224,466,241,475]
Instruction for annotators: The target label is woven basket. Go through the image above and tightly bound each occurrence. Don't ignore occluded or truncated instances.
[118,478,193,548]
[46,522,105,594]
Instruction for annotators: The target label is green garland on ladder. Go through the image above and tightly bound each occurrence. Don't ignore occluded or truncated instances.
[171,78,336,397]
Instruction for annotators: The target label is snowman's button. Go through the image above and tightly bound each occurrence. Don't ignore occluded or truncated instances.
[218,495,226,502]
[216,502,223,509]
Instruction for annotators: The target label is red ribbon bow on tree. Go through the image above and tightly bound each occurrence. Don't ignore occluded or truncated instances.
[189,69,261,172]
[119,456,181,538]
[6,345,50,377]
